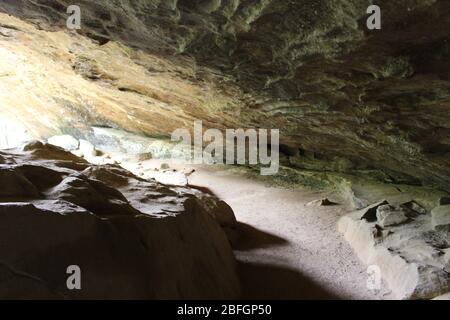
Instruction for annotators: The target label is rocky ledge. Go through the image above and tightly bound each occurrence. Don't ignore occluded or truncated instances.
[338,200,450,299]
[0,141,240,299]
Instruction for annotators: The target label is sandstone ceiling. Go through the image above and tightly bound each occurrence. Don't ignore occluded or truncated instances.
[0,0,449,189]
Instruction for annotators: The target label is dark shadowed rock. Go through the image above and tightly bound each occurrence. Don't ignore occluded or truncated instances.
[306,198,339,207]
[0,143,240,299]
[439,197,450,206]
[360,200,389,222]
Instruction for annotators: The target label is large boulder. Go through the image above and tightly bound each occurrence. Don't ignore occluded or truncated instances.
[0,142,240,299]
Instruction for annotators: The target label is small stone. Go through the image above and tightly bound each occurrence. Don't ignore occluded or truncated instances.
[160,163,170,170]
[376,204,408,228]
[136,152,152,162]
[400,200,427,215]
[306,198,338,207]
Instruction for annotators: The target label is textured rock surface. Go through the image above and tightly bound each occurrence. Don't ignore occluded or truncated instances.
[0,142,240,299]
[375,204,409,228]
[0,1,449,189]
[431,205,450,231]
[338,200,450,299]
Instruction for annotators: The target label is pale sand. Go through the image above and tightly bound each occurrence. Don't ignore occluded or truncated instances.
[123,159,395,300]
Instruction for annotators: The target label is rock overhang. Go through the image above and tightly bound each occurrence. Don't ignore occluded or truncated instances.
[0,0,448,189]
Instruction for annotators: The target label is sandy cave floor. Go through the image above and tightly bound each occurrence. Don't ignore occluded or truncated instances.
[130,159,396,300]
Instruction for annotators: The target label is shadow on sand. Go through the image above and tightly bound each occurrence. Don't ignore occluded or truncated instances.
[190,183,338,299]
[237,261,338,300]
[233,222,288,251]
[234,224,337,299]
